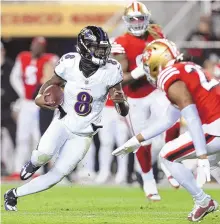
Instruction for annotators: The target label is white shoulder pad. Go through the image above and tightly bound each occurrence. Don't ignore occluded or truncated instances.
[54,53,79,80]
[106,58,123,88]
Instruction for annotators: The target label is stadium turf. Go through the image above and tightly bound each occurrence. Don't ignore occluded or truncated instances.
[1,184,220,224]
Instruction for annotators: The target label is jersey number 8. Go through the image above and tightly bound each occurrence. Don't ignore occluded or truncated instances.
[74,92,93,116]
[185,64,219,91]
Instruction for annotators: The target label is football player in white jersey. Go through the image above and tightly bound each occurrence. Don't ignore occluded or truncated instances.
[4,26,129,211]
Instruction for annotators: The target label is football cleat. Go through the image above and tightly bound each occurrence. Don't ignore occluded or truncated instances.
[20,161,40,180]
[168,176,180,189]
[147,194,161,202]
[4,189,18,211]
[188,199,219,222]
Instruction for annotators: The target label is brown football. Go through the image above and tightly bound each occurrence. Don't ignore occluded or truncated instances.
[43,85,64,106]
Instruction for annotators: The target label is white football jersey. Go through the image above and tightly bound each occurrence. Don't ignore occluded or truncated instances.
[54,53,123,136]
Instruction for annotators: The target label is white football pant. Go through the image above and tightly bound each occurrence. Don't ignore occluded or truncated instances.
[98,106,129,182]
[14,99,40,173]
[16,118,92,197]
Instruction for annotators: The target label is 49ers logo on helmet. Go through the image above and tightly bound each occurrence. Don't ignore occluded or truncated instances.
[142,49,152,63]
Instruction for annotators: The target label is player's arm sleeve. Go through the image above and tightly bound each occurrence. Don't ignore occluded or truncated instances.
[140,104,180,141]
[9,57,25,98]
[181,105,207,156]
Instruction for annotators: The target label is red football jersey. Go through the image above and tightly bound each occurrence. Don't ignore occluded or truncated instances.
[17,52,58,99]
[106,24,164,106]
[157,62,220,124]
[205,69,220,96]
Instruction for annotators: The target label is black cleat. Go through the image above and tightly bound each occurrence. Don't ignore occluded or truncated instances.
[4,189,18,211]
[20,161,40,180]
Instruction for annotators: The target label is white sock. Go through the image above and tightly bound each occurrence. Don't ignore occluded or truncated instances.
[116,155,127,179]
[161,157,206,198]
[16,168,64,197]
[142,169,159,195]
[98,143,113,175]
[193,191,210,206]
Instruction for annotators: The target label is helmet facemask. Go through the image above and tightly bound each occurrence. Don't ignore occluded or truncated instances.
[123,2,151,37]
[123,14,150,36]
[86,41,111,65]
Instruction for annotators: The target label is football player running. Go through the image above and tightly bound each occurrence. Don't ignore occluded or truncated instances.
[111,1,179,200]
[112,39,220,222]
[4,26,129,211]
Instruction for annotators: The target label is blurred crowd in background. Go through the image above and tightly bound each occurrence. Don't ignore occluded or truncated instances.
[1,0,220,185]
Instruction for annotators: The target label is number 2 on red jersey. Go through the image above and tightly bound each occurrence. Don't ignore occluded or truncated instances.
[185,64,219,91]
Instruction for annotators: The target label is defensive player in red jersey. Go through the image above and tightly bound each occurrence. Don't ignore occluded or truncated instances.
[112,1,179,199]
[95,38,129,184]
[113,39,220,222]
[9,37,59,179]
[204,59,220,184]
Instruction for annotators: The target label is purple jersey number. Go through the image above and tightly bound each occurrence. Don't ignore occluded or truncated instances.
[74,92,93,116]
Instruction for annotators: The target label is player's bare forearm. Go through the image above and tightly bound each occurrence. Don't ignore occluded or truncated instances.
[35,94,57,110]
[109,83,129,116]
[38,74,65,95]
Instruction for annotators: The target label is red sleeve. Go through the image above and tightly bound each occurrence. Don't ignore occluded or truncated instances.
[114,35,128,50]
[157,65,180,93]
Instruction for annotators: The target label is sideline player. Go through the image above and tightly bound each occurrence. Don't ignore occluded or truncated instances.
[8,37,58,179]
[4,26,129,211]
[111,1,179,199]
[113,39,220,222]
[204,59,220,184]
[95,39,129,184]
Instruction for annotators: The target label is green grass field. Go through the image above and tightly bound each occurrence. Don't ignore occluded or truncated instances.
[1,184,220,224]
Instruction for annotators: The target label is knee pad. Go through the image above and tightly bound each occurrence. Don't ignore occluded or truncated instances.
[31,149,52,166]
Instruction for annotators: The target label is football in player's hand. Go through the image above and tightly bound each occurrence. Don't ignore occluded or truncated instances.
[43,85,64,106]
